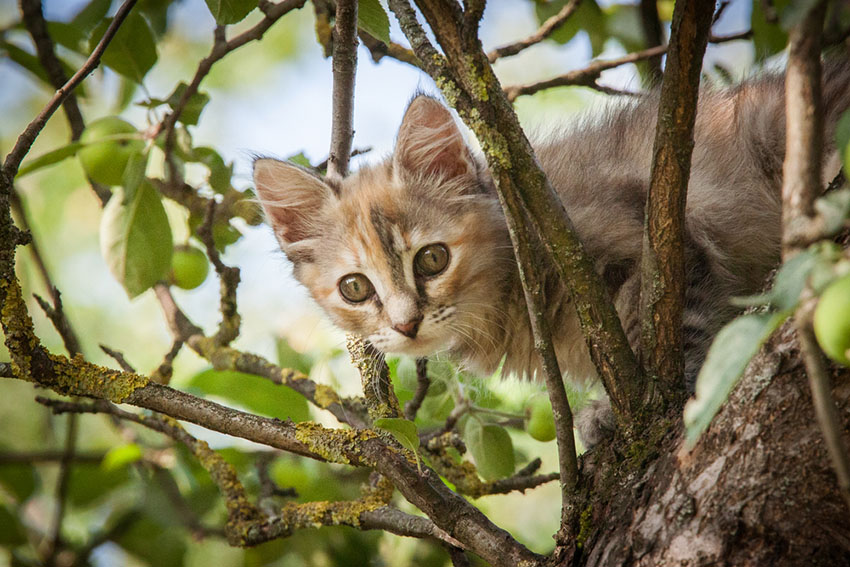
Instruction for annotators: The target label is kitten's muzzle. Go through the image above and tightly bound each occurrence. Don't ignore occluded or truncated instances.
[392,315,423,339]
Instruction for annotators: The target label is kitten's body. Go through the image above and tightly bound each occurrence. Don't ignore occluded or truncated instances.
[255,63,850,439]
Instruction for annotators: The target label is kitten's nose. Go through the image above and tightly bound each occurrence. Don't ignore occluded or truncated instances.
[393,316,423,339]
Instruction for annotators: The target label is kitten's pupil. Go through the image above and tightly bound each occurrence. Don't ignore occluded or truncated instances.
[414,243,449,277]
[338,273,374,303]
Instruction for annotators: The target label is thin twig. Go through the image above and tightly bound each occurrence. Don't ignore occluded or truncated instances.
[4,0,138,177]
[19,0,85,140]
[487,0,580,62]
[151,340,183,384]
[34,291,82,358]
[44,413,77,566]
[326,0,358,180]
[404,358,430,420]
[99,344,137,373]
[197,200,241,346]
[359,31,422,68]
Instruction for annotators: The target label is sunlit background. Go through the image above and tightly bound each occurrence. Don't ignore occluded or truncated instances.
[0,0,754,565]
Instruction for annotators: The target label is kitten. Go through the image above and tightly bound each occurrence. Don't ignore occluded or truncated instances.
[253,63,850,444]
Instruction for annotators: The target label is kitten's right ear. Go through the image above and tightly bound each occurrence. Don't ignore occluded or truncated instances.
[253,158,335,246]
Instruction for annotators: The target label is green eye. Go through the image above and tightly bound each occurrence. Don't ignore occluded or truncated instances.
[414,243,449,277]
[338,273,374,303]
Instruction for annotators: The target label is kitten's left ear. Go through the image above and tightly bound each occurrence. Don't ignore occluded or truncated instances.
[393,95,476,180]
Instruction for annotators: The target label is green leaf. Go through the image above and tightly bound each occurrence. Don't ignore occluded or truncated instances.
[464,419,515,481]
[0,505,27,546]
[187,369,310,422]
[286,151,313,168]
[67,463,131,506]
[167,83,211,126]
[100,181,173,298]
[815,189,850,235]
[191,147,232,193]
[276,338,312,375]
[89,13,158,83]
[16,142,83,178]
[751,0,789,60]
[204,0,258,25]
[731,248,818,311]
[374,417,420,453]
[1,40,52,85]
[358,0,391,45]
[836,109,850,174]
[102,443,144,472]
[780,0,822,30]
[536,0,606,55]
[684,312,789,448]
[48,21,88,53]
[72,0,113,37]
[0,463,38,502]
[116,516,187,567]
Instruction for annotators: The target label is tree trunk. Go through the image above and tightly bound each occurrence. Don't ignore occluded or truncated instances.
[579,322,850,566]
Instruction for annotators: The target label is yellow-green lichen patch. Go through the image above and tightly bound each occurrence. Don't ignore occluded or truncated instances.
[462,55,489,102]
[294,421,378,466]
[313,383,340,409]
[576,504,594,548]
[48,353,149,403]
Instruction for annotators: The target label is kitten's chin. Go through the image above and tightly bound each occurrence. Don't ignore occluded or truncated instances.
[368,335,454,359]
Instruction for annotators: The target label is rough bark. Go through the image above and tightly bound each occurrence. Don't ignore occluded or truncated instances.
[577,323,850,566]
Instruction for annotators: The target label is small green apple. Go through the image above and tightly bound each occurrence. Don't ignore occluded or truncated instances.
[526,397,556,442]
[170,244,209,290]
[813,273,850,366]
[78,117,144,186]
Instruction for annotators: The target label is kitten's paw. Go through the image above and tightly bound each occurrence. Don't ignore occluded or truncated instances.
[575,398,616,449]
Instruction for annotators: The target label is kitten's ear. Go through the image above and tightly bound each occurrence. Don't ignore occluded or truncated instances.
[393,95,476,180]
[253,158,335,246]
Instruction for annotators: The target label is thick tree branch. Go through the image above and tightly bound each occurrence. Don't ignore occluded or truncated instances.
[638,0,714,402]
[781,2,850,512]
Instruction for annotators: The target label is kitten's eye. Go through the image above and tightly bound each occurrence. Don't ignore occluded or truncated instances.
[414,243,449,277]
[338,274,374,303]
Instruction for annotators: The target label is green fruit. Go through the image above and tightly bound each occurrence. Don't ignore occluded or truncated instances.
[170,244,209,290]
[78,117,144,186]
[526,398,556,442]
[813,274,850,366]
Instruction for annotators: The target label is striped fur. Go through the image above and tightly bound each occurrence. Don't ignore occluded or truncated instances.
[255,61,850,440]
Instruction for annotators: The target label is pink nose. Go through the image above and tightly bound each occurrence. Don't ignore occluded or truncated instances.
[393,317,422,339]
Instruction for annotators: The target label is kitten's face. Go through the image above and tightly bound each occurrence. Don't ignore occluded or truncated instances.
[254,96,512,361]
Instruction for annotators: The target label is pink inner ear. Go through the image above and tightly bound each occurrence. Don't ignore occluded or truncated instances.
[396,97,473,180]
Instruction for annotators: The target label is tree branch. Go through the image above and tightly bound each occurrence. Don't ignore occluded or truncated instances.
[3,0,138,178]
[326,0,358,180]
[638,0,714,402]
[487,0,580,63]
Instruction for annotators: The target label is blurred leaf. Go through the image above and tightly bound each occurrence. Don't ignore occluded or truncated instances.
[204,0,258,25]
[17,142,83,178]
[0,505,27,546]
[100,182,173,298]
[188,210,243,251]
[67,463,132,506]
[48,21,88,53]
[187,369,310,422]
[0,463,38,502]
[684,312,789,448]
[72,0,113,36]
[139,0,174,35]
[191,147,232,193]
[464,419,515,481]
[286,151,313,168]
[1,40,52,85]
[122,151,149,194]
[89,13,158,83]
[358,0,391,45]
[102,443,144,472]
[780,0,822,30]
[730,248,818,311]
[536,0,606,55]
[276,338,312,375]
[374,417,420,453]
[116,516,187,567]
[167,83,211,126]
[751,0,789,60]
[605,3,644,53]
[815,189,850,235]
